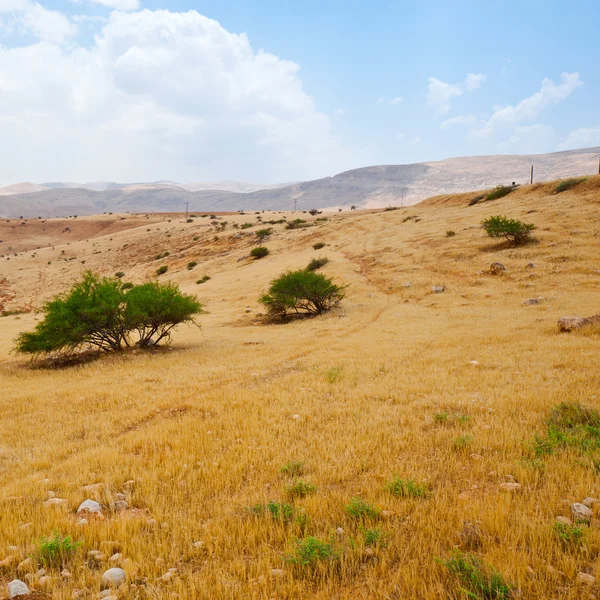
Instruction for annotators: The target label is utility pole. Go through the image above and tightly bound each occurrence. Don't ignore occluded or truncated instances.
[294,199,297,212]
[598,157,600,175]
[530,164,534,185]
[185,202,189,221]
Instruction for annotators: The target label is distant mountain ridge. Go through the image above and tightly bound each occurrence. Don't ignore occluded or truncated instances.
[0,147,598,217]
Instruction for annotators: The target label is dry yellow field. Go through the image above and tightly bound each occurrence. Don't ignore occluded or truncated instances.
[0,179,599,599]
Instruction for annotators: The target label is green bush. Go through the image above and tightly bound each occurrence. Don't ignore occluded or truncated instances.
[481,215,536,245]
[155,251,170,260]
[285,479,316,498]
[285,218,309,230]
[284,536,340,568]
[155,265,169,276]
[259,270,345,319]
[249,501,295,522]
[14,272,203,357]
[306,257,329,271]
[280,461,305,477]
[484,185,515,201]
[345,497,381,520]
[255,228,273,241]
[250,246,269,259]
[196,275,211,284]
[187,261,198,270]
[240,222,254,229]
[554,177,586,194]
[312,242,325,250]
[386,476,430,498]
[446,230,456,237]
[36,532,81,568]
[114,271,125,278]
[121,282,134,291]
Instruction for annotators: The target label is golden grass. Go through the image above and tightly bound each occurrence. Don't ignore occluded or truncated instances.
[0,181,600,598]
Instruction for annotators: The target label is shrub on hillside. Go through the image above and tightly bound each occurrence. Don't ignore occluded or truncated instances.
[285,219,310,230]
[312,242,325,250]
[255,228,272,241]
[306,257,329,271]
[14,272,203,357]
[482,215,536,246]
[250,246,269,259]
[484,185,515,201]
[187,261,198,270]
[554,177,587,194]
[155,265,169,276]
[259,270,345,319]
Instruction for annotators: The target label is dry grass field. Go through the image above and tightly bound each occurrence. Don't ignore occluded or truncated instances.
[0,178,599,599]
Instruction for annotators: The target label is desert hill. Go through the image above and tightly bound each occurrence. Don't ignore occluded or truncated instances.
[0,178,599,599]
[0,147,598,218]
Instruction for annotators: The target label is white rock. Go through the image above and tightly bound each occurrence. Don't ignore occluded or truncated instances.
[109,553,122,563]
[270,568,286,578]
[571,503,593,522]
[292,414,300,420]
[161,571,174,582]
[577,572,595,585]
[38,575,52,591]
[555,516,572,526]
[114,500,128,512]
[583,497,599,508]
[499,482,521,492]
[101,568,126,588]
[43,497,67,507]
[7,580,30,598]
[192,541,204,549]
[469,360,479,366]
[77,518,89,526]
[78,499,101,513]
[336,527,345,536]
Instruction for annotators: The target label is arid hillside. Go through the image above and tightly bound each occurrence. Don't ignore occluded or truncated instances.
[0,178,599,599]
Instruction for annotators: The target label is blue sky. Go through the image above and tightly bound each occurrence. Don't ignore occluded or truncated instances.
[0,0,598,183]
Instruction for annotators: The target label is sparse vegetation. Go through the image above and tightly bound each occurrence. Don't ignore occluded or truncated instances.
[554,177,586,194]
[312,242,325,250]
[250,246,269,259]
[284,536,340,568]
[115,271,125,278]
[306,257,329,271]
[484,185,516,202]
[255,228,273,241]
[446,230,456,237]
[35,532,81,568]
[285,479,316,498]
[482,215,536,245]
[155,264,169,276]
[249,500,295,521]
[386,476,430,498]
[259,270,345,319]
[196,275,211,284]
[155,251,170,260]
[280,461,305,477]
[345,497,381,520]
[187,261,198,270]
[285,218,310,230]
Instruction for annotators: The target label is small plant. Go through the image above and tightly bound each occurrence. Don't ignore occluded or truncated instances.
[285,479,316,498]
[446,230,456,237]
[482,215,536,246]
[155,251,170,260]
[121,282,134,291]
[196,275,211,284]
[469,194,485,206]
[114,271,125,278]
[345,497,381,520]
[284,536,339,568]
[156,265,169,276]
[280,461,305,477]
[554,177,586,194]
[249,501,295,522]
[452,435,473,451]
[285,219,309,230]
[312,242,325,250]
[441,550,513,599]
[361,527,389,548]
[187,261,198,270]
[306,257,329,271]
[485,185,515,202]
[259,270,345,319]
[326,366,342,383]
[240,222,254,229]
[386,476,430,498]
[255,228,273,241]
[553,522,585,546]
[250,246,269,259]
[36,532,81,568]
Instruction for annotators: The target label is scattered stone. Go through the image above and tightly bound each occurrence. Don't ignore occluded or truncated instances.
[571,503,593,522]
[292,414,300,420]
[43,497,67,507]
[526,263,535,269]
[114,500,128,512]
[109,553,122,563]
[558,314,600,332]
[114,493,126,501]
[192,541,204,549]
[402,282,411,288]
[61,569,72,578]
[17,558,34,573]
[489,262,505,275]
[555,516,572,526]
[0,555,17,568]
[7,580,29,598]
[78,499,101,513]
[522,297,544,305]
[270,569,286,578]
[432,285,446,293]
[526,566,535,576]
[364,547,375,557]
[161,572,174,583]
[123,480,135,488]
[469,360,479,366]
[499,482,521,492]
[336,527,345,536]
[76,518,89,526]
[82,483,104,492]
[577,572,595,585]
[37,575,52,591]
[583,497,599,508]
[102,568,126,588]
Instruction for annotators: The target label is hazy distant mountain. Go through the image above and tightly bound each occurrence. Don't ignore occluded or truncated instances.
[1,147,598,218]
[0,182,48,196]
[181,181,298,193]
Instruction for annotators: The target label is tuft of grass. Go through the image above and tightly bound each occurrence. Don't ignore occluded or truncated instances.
[452,435,473,451]
[446,230,456,237]
[249,500,295,522]
[361,527,389,548]
[155,251,170,260]
[155,265,168,276]
[187,261,198,270]
[280,461,305,477]
[386,476,430,498]
[326,366,343,383]
[114,271,125,278]
[250,246,269,259]
[553,522,585,546]
[312,242,325,250]
[196,275,211,284]
[285,479,317,499]
[306,257,329,271]
[345,497,381,520]
[441,551,513,599]
[484,185,515,202]
[554,178,586,194]
[121,282,134,291]
[284,536,340,568]
[35,532,82,568]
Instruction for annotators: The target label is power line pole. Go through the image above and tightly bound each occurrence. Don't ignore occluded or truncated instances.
[530,164,534,185]
[185,202,189,221]
[294,199,297,212]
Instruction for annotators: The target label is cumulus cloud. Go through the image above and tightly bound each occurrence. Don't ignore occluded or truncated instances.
[0,0,75,42]
[427,73,486,117]
[87,0,140,9]
[0,7,365,183]
[557,127,600,151]
[440,114,477,129]
[476,72,582,136]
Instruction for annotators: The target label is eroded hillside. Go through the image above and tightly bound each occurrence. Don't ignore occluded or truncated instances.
[0,179,599,599]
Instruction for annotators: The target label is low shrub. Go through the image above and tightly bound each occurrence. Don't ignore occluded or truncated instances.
[196,275,211,284]
[155,265,169,276]
[187,261,198,270]
[446,230,456,237]
[482,215,536,245]
[361,527,389,548]
[114,271,125,278]
[312,242,325,250]
[249,501,295,522]
[121,282,134,291]
[554,177,587,194]
[386,476,430,498]
[284,536,340,568]
[250,246,269,259]
[306,257,329,271]
[255,228,273,241]
[280,461,305,477]
[155,251,170,260]
[36,532,81,568]
[286,219,310,230]
[484,185,515,201]
[469,194,485,206]
[345,497,381,520]
[285,479,316,498]
[259,270,345,319]
[240,223,253,229]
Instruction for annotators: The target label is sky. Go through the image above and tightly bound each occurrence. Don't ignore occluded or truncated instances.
[0,0,598,184]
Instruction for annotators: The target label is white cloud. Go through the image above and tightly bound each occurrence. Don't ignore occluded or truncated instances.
[557,127,600,151]
[390,96,403,105]
[498,124,556,154]
[427,72,486,117]
[440,114,477,129]
[376,96,403,106]
[476,72,582,136]
[87,0,140,8]
[0,8,365,183]
[0,0,75,42]
[409,136,421,145]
